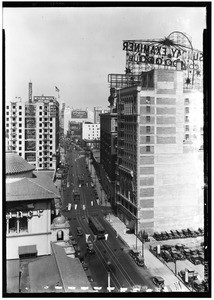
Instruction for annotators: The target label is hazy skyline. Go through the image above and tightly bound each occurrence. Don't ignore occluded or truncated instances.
[3,5,206,109]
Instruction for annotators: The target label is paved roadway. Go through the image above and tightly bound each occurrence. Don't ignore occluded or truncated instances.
[61,147,157,293]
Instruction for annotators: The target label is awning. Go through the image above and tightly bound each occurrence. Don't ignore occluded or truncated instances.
[126,220,136,230]
[18,245,37,256]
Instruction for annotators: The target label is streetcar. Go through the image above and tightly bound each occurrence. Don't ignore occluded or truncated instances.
[88,216,105,239]
[73,187,80,201]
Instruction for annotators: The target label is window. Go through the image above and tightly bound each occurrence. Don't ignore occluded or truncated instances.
[6,117,9,121]
[146,126,150,133]
[39,135,42,138]
[40,106,42,109]
[6,105,9,109]
[185,134,190,140]
[146,106,150,113]
[19,118,22,121]
[19,112,22,115]
[19,124,22,127]
[185,98,189,105]
[19,135,22,139]
[39,152,42,156]
[146,146,150,152]
[19,141,21,144]
[39,164,42,167]
[9,217,17,233]
[146,96,150,103]
[185,125,189,131]
[185,107,189,114]
[39,147,42,150]
[39,129,42,132]
[146,136,150,142]
[39,118,42,121]
[19,217,28,232]
[39,158,42,161]
[19,147,22,150]
[19,106,22,109]
[6,124,9,127]
[146,116,150,122]
[39,123,42,127]
[50,135,52,138]
[6,112,9,115]
[39,112,42,115]
[185,116,189,122]
[19,129,22,133]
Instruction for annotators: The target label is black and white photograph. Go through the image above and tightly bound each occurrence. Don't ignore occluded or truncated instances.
[2,2,211,296]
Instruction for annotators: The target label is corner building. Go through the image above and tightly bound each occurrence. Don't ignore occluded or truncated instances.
[116,68,204,234]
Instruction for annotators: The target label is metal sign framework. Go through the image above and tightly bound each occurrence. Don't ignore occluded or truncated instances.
[108,31,203,90]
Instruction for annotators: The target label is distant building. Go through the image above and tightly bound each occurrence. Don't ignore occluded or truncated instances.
[5,91,60,170]
[116,68,204,234]
[82,123,100,140]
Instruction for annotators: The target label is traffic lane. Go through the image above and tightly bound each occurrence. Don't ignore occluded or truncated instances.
[97,217,156,290]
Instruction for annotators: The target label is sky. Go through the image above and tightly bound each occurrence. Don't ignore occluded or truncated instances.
[3,5,206,109]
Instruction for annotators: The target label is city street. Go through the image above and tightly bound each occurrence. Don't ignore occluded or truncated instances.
[60,147,157,292]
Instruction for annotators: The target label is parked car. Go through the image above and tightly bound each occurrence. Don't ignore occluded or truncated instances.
[198,228,204,236]
[189,254,201,265]
[166,232,173,239]
[135,255,144,267]
[190,248,198,255]
[153,232,162,241]
[152,276,165,288]
[87,275,94,282]
[161,231,168,240]
[175,243,185,251]
[170,230,180,239]
[192,280,205,292]
[162,244,172,251]
[170,248,185,260]
[187,228,197,237]
[182,229,190,237]
[129,249,140,260]
[182,248,191,258]
[198,254,204,265]
[176,229,185,238]
[161,250,173,262]
[77,227,83,237]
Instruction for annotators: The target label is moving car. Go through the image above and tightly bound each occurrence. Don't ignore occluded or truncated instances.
[152,276,165,288]
[77,227,83,237]
[87,241,95,254]
[82,261,88,271]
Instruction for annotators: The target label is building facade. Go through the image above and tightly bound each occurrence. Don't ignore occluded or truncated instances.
[82,123,100,140]
[116,68,204,234]
[6,152,60,259]
[5,95,59,170]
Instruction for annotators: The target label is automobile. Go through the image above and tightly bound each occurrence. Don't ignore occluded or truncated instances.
[176,229,185,238]
[82,261,88,271]
[197,254,204,265]
[175,243,185,250]
[187,228,197,237]
[87,241,95,254]
[153,232,162,241]
[198,228,204,236]
[152,276,165,288]
[74,245,81,257]
[135,255,144,267]
[192,280,205,292]
[178,269,198,284]
[170,248,185,260]
[166,232,173,239]
[161,231,168,240]
[71,238,78,246]
[182,229,190,237]
[87,275,94,282]
[189,254,201,265]
[162,244,172,251]
[77,227,83,236]
[161,250,173,262]
[129,249,140,260]
[170,230,180,239]
[182,248,191,258]
[190,248,198,255]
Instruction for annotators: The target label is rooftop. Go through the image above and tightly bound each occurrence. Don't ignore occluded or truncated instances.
[6,151,35,175]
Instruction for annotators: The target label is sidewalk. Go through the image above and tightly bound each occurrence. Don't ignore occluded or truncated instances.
[105,214,190,292]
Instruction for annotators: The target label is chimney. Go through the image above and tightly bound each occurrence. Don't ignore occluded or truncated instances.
[29,81,32,103]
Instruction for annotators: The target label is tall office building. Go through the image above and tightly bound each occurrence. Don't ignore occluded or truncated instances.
[116,67,204,234]
[6,93,59,170]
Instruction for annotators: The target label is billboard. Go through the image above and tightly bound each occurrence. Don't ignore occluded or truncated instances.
[71,111,88,119]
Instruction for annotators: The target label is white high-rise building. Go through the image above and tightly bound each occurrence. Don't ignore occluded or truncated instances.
[5,95,59,170]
